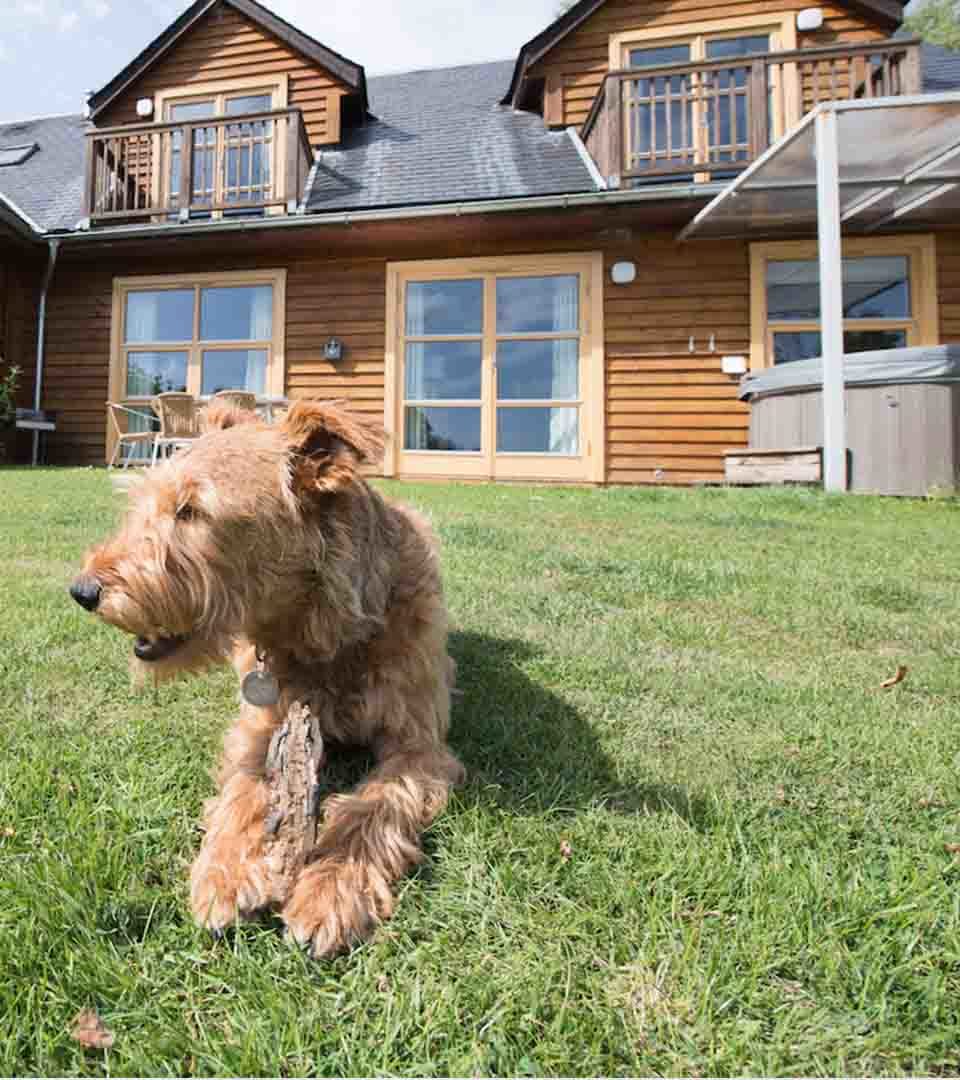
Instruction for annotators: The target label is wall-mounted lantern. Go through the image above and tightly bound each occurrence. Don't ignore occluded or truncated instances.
[323,337,344,362]
[136,98,154,118]
[796,8,824,31]
[610,261,636,285]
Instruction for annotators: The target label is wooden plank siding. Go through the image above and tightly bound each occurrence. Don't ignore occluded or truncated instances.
[96,4,349,147]
[529,0,894,129]
[36,227,960,483]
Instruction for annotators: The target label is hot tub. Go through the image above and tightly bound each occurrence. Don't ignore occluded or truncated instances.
[738,346,960,496]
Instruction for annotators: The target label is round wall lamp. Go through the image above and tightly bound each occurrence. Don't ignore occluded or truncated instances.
[610,261,637,285]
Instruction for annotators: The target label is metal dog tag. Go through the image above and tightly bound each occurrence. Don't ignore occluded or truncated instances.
[242,668,281,707]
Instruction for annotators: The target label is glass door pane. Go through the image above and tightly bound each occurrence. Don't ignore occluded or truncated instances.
[168,100,216,209]
[704,35,770,164]
[224,93,274,209]
[625,44,693,174]
[495,275,580,456]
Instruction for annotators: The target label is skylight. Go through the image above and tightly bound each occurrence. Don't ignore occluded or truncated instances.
[0,143,38,166]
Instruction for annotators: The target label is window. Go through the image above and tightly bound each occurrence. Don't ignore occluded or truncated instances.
[385,255,604,482]
[108,270,286,460]
[750,237,938,369]
[610,15,796,176]
[154,76,288,216]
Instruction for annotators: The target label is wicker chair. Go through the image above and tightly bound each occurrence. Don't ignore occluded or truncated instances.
[152,392,200,464]
[211,389,257,412]
[106,403,156,468]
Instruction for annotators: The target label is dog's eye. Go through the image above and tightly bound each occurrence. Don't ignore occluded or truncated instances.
[175,503,196,522]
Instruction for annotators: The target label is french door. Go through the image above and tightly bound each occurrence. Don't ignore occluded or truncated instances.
[387,255,604,482]
[164,88,278,213]
[623,29,780,176]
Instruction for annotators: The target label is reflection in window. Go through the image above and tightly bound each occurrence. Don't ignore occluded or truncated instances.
[126,351,189,396]
[405,406,481,451]
[406,280,483,335]
[773,329,909,365]
[767,256,911,321]
[497,340,578,400]
[496,275,578,333]
[201,349,268,395]
[405,342,482,401]
[497,408,578,454]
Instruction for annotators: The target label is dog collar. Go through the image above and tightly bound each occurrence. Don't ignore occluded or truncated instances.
[241,648,281,707]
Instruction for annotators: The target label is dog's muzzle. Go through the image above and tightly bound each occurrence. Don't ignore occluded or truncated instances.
[133,635,188,662]
[69,576,102,612]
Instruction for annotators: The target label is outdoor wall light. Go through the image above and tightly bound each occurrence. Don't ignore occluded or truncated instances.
[323,337,344,362]
[610,260,637,285]
[136,98,154,118]
[796,8,824,31]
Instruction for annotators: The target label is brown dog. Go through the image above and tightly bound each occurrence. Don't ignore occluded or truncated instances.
[70,400,464,956]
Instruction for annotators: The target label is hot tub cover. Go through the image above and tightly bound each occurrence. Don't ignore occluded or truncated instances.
[739,345,960,401]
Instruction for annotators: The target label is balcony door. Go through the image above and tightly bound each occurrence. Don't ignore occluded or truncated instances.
[619,18,792,178]
[160,82,282,215]
[386,255,605,483]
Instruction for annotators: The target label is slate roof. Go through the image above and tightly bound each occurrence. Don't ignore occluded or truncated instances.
[921,40,960,91]
[307,60,596,213]
[0,113,86,232]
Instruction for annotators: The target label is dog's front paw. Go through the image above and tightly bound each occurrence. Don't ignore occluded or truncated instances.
[190,847,272,932]
[282,859,393,957]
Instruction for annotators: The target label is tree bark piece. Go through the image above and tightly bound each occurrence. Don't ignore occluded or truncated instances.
[263,702,325,905]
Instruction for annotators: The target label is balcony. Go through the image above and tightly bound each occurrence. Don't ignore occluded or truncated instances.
[83,107,312,226]
[582,38,922,187]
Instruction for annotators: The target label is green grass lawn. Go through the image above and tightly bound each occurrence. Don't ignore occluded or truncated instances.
[2,469,960,1077]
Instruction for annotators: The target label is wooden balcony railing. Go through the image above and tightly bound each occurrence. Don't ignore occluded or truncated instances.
[582,38,922,187]
[83,107,312,225]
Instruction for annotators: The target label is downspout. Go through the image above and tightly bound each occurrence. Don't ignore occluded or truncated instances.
[32,238,60,465]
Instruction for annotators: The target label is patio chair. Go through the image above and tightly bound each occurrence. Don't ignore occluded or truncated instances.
[211,389,257,412]
[151,392,200,464]
[106,402,156,469]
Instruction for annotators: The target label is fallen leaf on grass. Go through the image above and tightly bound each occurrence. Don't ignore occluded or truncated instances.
[880,665,908,690]
[944,843,960,855]
[559,839,573,862]
[1,826,14,837]
[377,974,389,993]
[71,1009,114,1050]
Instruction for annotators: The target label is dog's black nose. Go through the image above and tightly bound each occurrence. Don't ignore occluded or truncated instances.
[70,576,102,612]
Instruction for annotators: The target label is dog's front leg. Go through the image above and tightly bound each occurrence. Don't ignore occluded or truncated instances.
[190,702,281,931]
[283,741,464,957]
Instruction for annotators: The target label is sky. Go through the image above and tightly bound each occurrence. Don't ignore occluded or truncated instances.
[0,0,561,123]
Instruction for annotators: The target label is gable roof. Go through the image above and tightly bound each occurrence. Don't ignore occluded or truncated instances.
[87,0,367,119]
[503,0,909,106]
[0,114,86,234]
[307,60,596,214]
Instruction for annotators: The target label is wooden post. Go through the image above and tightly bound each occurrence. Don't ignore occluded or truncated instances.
[900,42,922,96]
[609,76,623,188]
[83,135,97,223]
[750,58,768,158]
[286,111,301,213]
[178,124,193,222]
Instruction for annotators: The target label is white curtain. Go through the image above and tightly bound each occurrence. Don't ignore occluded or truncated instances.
[550,276,579,453]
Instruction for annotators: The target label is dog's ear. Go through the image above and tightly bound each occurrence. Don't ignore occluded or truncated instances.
[201,402,259,433]
[282,399,386,493]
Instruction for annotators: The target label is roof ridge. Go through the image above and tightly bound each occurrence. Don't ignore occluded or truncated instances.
[0,111,85,126]
[369,57,514,81]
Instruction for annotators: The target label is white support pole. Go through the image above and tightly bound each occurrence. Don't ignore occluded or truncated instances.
[815,108,847,493]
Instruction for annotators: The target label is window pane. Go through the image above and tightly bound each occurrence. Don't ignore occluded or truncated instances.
[497,340,578,400]
[405,342,481,400]
[767,260,820,321]
[406,280,482,335]
[169,100,216,121]
[404,406,481,451]
[767,255,912,321]
[843,257,910,318]
[126,351,188,396]
[225,94,273,115]
[496,275,579,333]
[843,329,908,353]
[201,349,267,395]
[628,44,691,68]
[773,331,821,365]
[705,35,769,60]
[125,290,194,343]
[200,285,273,341]
[773,329,909,364]
[497,407,579,454]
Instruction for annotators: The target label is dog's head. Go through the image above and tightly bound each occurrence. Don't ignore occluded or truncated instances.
[70,399,386,677]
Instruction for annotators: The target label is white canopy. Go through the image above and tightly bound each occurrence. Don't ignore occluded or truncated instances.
[679,94,960,491]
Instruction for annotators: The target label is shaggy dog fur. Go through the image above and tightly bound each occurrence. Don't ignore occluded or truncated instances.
[71,400,464,956]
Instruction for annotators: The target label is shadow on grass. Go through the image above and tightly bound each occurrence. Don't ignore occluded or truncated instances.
[448,630,710,829]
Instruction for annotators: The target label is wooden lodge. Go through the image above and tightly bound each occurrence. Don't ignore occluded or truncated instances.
[0,0,956,486]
